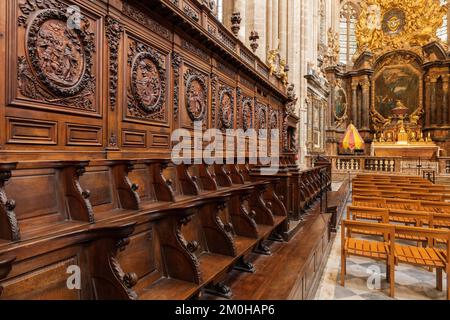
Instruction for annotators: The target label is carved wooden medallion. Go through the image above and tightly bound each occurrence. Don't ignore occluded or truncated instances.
[127,41,166,121]
[219,87,234,130]
[258,104,267,130]
[133,54,163,112]
[242,99,253,131]
[184,69,207,122]
[18,4,96,111]
[270,110,279,129]
[27,9,93,96]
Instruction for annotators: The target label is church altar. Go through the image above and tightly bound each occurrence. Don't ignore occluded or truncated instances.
[372,142,439,158]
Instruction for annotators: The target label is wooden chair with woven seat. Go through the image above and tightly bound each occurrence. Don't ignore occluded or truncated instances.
[341,220,396,297]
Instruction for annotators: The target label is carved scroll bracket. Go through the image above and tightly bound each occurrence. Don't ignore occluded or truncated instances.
[0,163,19,242]
[63,162,94,223]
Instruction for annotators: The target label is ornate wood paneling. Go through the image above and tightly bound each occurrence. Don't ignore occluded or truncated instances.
[0,0,289,160]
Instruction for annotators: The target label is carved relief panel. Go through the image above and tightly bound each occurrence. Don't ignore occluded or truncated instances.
[256,103,268,131]
[125,38,168,124]
[217,85,235,131]
[4,0,104,152]
[14,0,99,114]
[182,66,208,129]
[241,96,254,131]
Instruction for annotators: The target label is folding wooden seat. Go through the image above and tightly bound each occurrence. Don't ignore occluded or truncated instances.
[341,220,395,297]
[393,226,450,299]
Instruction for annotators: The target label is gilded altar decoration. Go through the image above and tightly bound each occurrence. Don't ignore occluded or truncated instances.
[355,0,447,57]
[128,41,166,121]
[184,69,207,122]
[18,4,96,111]
[218,87,234,130]
[372,99,438,158]
[267,45,288,86]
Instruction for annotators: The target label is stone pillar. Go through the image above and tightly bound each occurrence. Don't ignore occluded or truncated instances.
[250,0,267,61]
[266,0,273,53]
[233,0,246,42]
[362,81,370,129]
[351,83,358,126]
[272,0,279,48]
[222,0,234,30]
[279,0,288,58]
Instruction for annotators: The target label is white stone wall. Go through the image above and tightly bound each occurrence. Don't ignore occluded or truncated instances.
[221,0,340,168]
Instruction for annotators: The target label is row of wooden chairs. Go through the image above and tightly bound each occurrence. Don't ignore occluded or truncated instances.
[354,174,432,184]
[352,188,447,202]
[353,180,445,189]
[0,158,330,300]
[352,196,450,213]
[341,220,450,299]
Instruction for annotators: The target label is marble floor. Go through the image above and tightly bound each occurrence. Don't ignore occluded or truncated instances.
[315,204,448,300]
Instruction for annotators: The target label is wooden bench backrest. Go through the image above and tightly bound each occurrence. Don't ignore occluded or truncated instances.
[342,220,395,245]
[347,206,388,222]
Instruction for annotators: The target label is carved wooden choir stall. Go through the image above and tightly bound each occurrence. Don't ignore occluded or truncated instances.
[0,0,331,299]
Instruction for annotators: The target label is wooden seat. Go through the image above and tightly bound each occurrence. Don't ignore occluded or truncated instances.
[345,238,390,259]
[394,245,445,268]
[341,220,395,297]
[342,220,450,299]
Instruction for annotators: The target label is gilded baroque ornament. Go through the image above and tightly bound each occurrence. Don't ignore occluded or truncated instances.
[127,41,166,121]
[18,3,96,111]
[355,0,447,57]
[267,44,288,86]
[184,69,207,122]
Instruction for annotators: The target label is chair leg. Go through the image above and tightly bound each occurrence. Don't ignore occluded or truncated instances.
[386,260,390,282]
[437,268,443,292]
[340,253,346,286]
[389,258,395,298]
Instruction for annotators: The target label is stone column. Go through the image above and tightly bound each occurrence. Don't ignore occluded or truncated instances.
[222,0,234,30]
[266,0,273,54]
[250,0,267,61]
[233,0,246,42]
[362,80,370,129]
[351,83,358,126]
[272,0,279,48]
[279,0,288,58]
